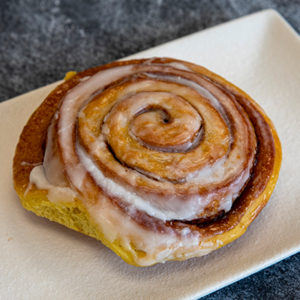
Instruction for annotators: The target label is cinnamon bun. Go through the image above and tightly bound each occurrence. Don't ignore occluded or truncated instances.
[13,58,282,266]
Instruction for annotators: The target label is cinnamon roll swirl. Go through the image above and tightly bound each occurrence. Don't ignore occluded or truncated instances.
[13,58,282,266]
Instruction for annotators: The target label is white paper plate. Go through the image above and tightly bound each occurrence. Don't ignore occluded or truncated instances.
[1,9,299,300]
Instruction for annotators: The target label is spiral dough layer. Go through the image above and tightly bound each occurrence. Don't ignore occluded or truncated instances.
[22,58,279,266]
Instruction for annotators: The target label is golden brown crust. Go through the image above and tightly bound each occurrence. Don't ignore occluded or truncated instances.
[13,58,282,266]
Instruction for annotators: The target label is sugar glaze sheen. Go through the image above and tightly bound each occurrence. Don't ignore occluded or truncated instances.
[13,57,280,266]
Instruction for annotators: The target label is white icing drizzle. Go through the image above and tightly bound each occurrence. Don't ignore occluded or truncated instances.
[30,165,77,203]
[28,59,256,266]
[29,163,221,265]
[77,145,176,221]
[83,190,222,266]
[21,162,42,167]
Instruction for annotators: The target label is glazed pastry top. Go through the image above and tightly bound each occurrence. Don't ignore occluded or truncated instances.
[13,58,279,266]
[41,59,257,223]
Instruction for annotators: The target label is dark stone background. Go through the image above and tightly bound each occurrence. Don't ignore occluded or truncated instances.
[1,1,300,299]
